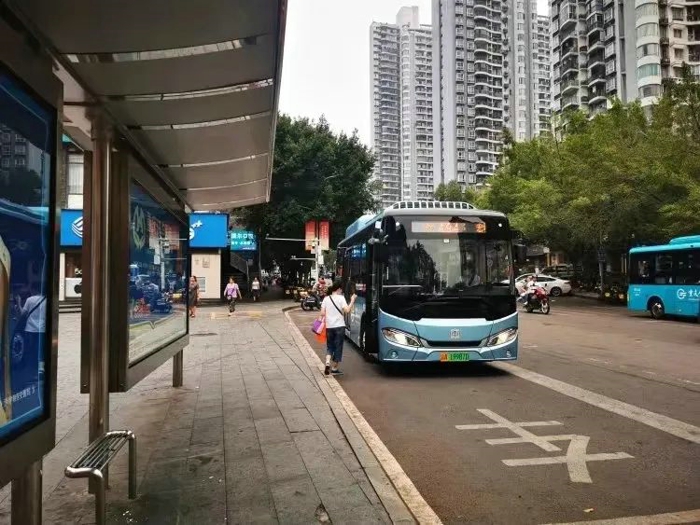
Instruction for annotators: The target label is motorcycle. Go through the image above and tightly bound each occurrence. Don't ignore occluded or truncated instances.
[301,290,322,311]
[524,287,550,314]
[151,291,173,314]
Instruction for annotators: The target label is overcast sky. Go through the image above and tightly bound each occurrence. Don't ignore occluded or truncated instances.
[279,0,549,146]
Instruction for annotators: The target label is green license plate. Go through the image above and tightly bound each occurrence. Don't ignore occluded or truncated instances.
[440,352,470,362]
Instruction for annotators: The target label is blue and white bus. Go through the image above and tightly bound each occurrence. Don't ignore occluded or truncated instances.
[336,201,526,363]
[628,235,700,320]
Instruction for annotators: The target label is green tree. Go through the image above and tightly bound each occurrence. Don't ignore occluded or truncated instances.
[237,114,378,273]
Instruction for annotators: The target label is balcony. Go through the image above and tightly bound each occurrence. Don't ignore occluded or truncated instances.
[561,78,581,94]
[587,0,603,17]
[587,17,603,33]
[588,73,606,85]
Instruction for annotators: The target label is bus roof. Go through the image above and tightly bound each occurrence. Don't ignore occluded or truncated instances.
[629,235,700,254]
[341,201,507,245]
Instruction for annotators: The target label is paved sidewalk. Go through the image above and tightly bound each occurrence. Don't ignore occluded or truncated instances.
[0,301,414,524]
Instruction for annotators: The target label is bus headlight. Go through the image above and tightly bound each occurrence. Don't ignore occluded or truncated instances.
[486,328,518,347]
[382,328,422,347]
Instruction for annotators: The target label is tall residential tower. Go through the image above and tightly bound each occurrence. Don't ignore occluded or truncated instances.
[371,7,434,208]
[433,0,550,187]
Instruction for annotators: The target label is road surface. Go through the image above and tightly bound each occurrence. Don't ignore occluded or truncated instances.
[289,297,700,524]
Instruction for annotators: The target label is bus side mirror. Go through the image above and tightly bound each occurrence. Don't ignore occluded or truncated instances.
[514,244,527,263]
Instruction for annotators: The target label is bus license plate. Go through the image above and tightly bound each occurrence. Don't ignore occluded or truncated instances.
[440,352,470,362]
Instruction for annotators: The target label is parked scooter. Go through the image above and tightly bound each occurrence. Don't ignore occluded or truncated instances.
[524,287,550,314]
[301,290,322,311]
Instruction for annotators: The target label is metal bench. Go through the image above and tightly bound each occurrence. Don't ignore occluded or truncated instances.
[65,430,137,525]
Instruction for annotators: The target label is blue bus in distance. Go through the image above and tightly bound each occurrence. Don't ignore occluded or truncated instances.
[337,201,525,363]
[628,235,700,320]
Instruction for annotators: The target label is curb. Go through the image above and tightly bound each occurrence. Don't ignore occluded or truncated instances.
[283,307,442,525]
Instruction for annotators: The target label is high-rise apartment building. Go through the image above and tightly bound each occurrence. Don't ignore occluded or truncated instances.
[370,21,401,206]
[371,7,434,207]
[551,0,700,120]
[433,0,550,188]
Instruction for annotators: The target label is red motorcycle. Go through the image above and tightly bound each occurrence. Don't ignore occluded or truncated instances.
[524,286,551,314]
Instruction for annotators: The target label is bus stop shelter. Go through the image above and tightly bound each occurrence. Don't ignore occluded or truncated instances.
[0,1,286,522]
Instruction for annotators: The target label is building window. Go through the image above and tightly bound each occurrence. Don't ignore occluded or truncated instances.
[638,84,662,98]
[637,63,660,79]
[636,23,659,39]
[0,157,9,168]
[673,28,683,38]
[15,157,26,167]
[636,43,659,59]
[674,48,684,59]
[635,3,658,19]
[671,7,684,20]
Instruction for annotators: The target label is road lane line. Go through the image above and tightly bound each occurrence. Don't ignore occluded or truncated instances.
[493,363,700,444]
[542,508,700,525]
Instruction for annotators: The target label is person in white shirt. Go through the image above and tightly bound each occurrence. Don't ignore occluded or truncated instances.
[251,277,261,302]
[318,281,356,376]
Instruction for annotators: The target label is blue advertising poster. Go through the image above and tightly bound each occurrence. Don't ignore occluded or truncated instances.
[230,230,257,251]
[0,70,55,443]
[128,183,188,364]
[60,209,83,246]
[189,213,229,248]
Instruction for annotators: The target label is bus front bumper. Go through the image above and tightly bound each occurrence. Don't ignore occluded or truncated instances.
[377,336,518,362]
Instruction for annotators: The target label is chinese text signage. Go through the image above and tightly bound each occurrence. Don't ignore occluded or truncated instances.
[230,230,257,251]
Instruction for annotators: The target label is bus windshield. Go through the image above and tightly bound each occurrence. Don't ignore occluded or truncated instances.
[381,215,514,299]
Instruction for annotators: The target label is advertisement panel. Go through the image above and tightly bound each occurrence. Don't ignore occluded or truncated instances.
[0,69,55,445]
[189,213,229,248]
[230,230,257,251]
[319,220,330,251]
[128,182,188,365]
[60,209,83,246]
[305,220,316,251]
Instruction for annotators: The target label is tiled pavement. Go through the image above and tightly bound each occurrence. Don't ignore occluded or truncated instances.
[0,301,414,524]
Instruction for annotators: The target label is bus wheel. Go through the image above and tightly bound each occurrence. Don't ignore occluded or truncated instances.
[649,298,665,320]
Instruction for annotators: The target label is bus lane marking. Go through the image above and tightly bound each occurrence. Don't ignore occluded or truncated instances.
[542,508,700,525]
[493,362,700,445]
[456,410,633,483]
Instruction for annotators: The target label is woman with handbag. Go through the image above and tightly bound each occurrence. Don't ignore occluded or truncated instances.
[318,281,356,376]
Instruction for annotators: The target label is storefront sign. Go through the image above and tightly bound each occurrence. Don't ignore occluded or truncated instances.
[230,230,257,251]
[305,221,316,251]
[189,213,229,248]
[319,220,330,251]
[59,209,83,246]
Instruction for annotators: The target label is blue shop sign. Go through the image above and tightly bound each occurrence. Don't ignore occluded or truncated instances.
[189,213,229,248]
[230,230,257,251]
[60,209,83,246]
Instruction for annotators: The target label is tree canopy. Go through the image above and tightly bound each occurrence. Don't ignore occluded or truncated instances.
[236,114,378,273]
[478,67,700,265]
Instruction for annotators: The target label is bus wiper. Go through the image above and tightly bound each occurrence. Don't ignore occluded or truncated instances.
[383,284,424,296]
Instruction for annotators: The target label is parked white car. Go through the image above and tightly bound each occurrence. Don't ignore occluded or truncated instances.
[503,274,572,297]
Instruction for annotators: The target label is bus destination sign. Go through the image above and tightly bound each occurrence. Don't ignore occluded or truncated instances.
[411,221,487,234]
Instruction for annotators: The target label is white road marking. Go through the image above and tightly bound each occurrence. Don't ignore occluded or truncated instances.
[542,508,700,525]
[457,411,632,483]
[494,362,700,445]
[502,435,633,483]
[456,409,564,451]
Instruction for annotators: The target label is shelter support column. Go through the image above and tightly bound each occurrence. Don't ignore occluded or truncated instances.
[11,461,42,525]
[83,112,112,492]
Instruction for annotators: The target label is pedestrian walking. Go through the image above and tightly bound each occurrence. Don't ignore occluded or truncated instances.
[224,277,240,316]
[251,277,261,302]
[318,280,356,376]
[188,275,199,318]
